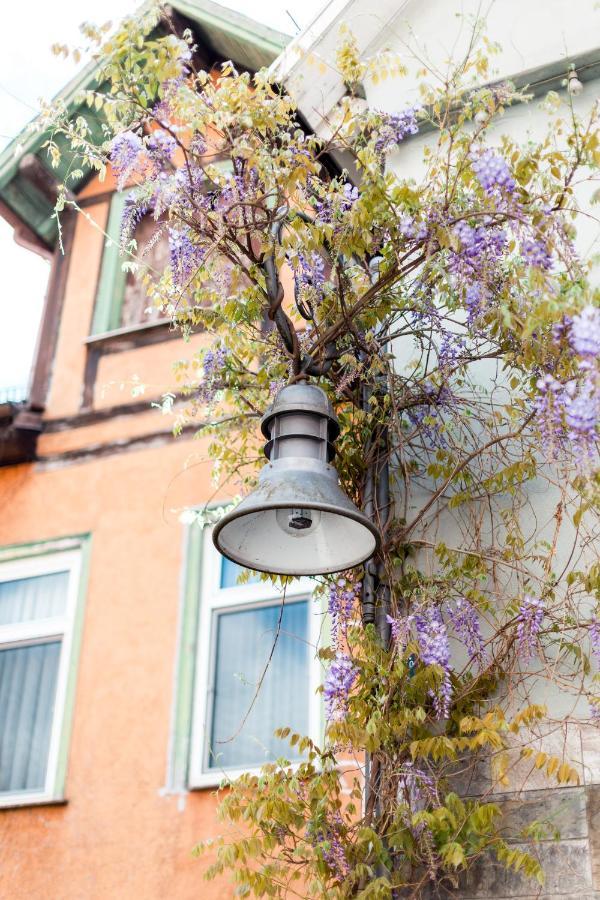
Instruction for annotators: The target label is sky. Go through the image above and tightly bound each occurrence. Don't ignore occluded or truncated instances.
[0,0,327,396]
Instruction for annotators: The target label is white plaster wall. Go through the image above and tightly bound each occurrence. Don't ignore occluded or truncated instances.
[365,0,600,109]
[352,6,600,791]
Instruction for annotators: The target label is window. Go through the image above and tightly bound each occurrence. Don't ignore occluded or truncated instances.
[0,544,86,806]
[92,191,168,335]
[189,527,321,787]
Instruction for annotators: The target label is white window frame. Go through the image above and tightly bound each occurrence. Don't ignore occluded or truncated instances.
[189,527,322,789]
[0,549,82,808]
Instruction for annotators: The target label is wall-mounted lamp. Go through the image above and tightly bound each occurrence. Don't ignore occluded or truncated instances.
[213,384,380,575]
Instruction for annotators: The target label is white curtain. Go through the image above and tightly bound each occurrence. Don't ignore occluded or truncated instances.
[0,641,61,791]
[209,600,309,769]
[0,570,69,793]
[0,571,68,625]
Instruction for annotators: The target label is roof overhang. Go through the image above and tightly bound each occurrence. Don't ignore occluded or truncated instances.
[0,0,289,252]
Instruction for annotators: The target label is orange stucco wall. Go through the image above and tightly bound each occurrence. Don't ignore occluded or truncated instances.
[0,170,238,898]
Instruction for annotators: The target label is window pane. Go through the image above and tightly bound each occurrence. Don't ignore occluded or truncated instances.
[120,216,169,328]
[209,601,309,769]
[0,641,61,792]
[219,557,260,589]
[0,571,69,626]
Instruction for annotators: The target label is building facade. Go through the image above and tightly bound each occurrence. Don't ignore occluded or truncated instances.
[0,4,319,898]
[2,0,600,898]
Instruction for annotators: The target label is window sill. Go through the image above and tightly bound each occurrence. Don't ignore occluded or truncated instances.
[188,756,358,792]
[0,794,67,811]
[189,759,306,791]
[84,318,174,349]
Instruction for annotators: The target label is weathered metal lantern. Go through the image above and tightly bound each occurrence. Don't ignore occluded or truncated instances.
[213,384,380,575]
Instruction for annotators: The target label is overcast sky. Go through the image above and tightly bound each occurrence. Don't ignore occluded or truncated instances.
[0,0,326,396]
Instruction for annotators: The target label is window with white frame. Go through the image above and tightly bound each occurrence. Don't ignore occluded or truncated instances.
[0,548,82,806]
[189,527,321,787]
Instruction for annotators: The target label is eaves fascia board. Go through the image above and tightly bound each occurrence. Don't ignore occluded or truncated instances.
[0,57,101,195]
[0,0,290,244]
[0,0,290,194]
[270,0,411,137]
[171,0,290,61]
[407,47,600,143]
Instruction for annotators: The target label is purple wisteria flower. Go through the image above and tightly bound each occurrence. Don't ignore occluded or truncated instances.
[146,129,177,170]
[120,194,153,248]
[307,813,349,880]
[374,107,420,155]
[570,306,600,358]
[269,379,286,398]
[516,595,545,661]
[295,251,326,303]
[198,344,229,404]
[471,149,516,194]
[399,214,428,242]
[439,332,467,372]
[522,238,553,270]
[534,374,567,458]
[446,598,486,665]
[324,652,358,721]
[328,574,361,645]
[450,221,506,284]
[415,606,452,718]
[397,761,440,810]
[534,369,599,466]
[563,374,600,463]
[110,131,145,190]
[341,182,359,210]
[590,617,600,665]
[465,282,488,325]
[168,227,203,287]
[552,316,572,345]
[386,613,414,651]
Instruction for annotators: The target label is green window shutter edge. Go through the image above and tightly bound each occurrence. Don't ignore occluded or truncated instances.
[166,523,204,792]
[91,191,129,335]
[53,535,92,799]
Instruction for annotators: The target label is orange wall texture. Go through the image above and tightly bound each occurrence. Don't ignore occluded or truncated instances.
[0,177,236,898]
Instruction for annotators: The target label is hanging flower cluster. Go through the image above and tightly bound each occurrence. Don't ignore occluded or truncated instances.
[373,106,420,155]
[590,617,600,665]
[168,227,204,287]
[109,128,177,190]
[471,149,516,194]
[446,597,486,665]
[323,653,358,721]
[197,344,229,405]
[517,595,545,661]
[535,305,600,466]
[295,251,326,306]
[307,812,350,880]
[328,573,362,645]
[414,606,453,719]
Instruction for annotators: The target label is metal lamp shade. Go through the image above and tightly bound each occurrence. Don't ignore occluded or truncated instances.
[213,384,380,576]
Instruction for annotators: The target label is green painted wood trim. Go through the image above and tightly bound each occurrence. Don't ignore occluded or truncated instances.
[0,0,288,197]
[0,62,101,193]
[167,523,204,791]
[0,533,90,564]
[174,0,289,58]
[91,191,129,335]
[53,534,92,798]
